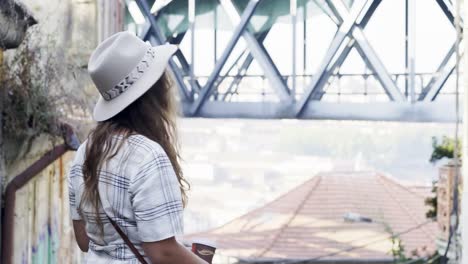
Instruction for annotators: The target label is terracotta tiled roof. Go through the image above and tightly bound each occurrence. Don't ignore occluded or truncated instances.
[186,171,437,263]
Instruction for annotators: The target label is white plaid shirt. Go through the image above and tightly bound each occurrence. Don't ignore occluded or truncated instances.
[68,134,184,263]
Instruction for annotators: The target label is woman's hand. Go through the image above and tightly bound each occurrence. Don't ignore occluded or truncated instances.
[142,237,207,264]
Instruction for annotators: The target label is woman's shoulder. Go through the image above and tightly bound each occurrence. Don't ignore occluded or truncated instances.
[75,134,167,166]
[127,134,166,158]
[71,139,88,165]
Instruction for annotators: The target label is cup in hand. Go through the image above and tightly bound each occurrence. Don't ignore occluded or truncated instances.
[191,240,216,263]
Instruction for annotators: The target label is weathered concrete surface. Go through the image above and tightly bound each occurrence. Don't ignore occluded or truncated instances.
[6,135,83,264]
[1,0,101,262]
[0,1,36,254]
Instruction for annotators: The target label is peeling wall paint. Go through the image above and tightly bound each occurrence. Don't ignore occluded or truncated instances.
[12,147,83,264]
[3,1,127,262]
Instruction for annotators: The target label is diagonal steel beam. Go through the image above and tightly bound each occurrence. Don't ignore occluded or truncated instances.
[307,0,380,101]
[314,0,341,25]
[353,34,405,100]
[325,0,405,102]
[190,0,260,115]
[212,19,272,100]
[222,30,271,101]
[215,50,249,88]
[421,45,464,102]
[219,0,291,103]
[139,13,203,96]
[423,63,455,101]
[419,44,455,100]
[166,31,204,94]
[295,0,373,116]
[300,0,404,105]
[435,0,463,27]
[217,16,274,101]
[356,32,404,102]
[161,31,189,74]
[222,51,256,102]
[146,34,195,101]
[138,1,182,40]
[436,0,454,24]
[324,0,342,20]
[135,0,192,102]
[213,30,271,97]
[419,0,463,101]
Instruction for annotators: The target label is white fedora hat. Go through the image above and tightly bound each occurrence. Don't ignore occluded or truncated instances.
[88,31,177,121]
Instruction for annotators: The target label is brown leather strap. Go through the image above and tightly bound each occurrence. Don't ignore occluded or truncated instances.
[107,215,149,264]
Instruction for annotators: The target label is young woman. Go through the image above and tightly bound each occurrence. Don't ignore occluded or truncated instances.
[68,32,206,263]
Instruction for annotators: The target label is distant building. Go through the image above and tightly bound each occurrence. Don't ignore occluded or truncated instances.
[187,171,437,264]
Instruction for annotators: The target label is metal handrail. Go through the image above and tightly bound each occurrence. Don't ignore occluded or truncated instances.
[0,123,80,264]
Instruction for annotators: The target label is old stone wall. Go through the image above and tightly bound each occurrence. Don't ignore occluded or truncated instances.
[1,1,126,262]
[1,0,113,262]
[7,135,82,264]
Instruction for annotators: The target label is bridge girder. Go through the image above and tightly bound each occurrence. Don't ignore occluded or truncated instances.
[132,0,461,122]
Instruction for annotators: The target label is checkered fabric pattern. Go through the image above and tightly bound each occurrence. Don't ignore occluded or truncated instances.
[68,134,184,263]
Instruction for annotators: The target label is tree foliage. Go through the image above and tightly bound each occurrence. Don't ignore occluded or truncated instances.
[430,136,460,164]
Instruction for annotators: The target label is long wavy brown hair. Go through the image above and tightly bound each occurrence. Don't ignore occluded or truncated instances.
[79,71,189,232]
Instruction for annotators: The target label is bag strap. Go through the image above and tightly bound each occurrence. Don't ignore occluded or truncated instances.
[106,215,149,264]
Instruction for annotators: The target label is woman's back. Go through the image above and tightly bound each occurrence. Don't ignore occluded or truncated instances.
[68,134,184,263]
[70,31,205,264]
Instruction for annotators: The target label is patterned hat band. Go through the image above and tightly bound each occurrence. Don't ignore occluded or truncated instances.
[101,47,157,101]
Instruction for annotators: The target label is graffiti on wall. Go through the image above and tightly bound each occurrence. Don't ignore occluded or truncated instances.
[14,151,83,264]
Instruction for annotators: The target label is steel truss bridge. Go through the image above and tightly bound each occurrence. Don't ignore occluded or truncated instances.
[129,0,461,122]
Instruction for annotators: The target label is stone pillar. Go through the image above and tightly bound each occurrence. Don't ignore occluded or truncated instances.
[436,164,462,263]
[438,164,462,241]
